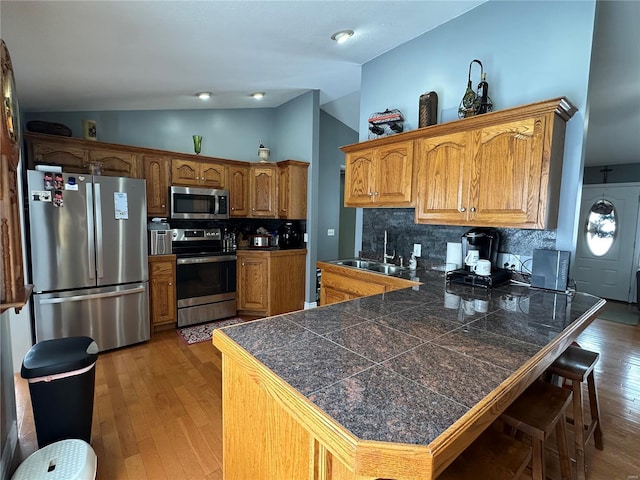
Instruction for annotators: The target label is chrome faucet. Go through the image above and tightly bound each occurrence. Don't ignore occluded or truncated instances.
[383,229,395,264]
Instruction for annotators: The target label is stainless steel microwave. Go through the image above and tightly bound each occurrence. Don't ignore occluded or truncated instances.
[169,186,229,220]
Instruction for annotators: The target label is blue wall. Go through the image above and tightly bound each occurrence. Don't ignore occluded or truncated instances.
[584,163,640,184]
[359,0,596,255]
[318,110,358,262]
[26,108,277,162]
[273,90,320,302]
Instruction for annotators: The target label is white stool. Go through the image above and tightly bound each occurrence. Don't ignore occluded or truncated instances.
[12,439,97,480]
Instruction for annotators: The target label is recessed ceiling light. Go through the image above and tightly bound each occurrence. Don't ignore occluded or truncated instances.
[331,30,354,44]
[195,92,212,100]
[251,92,265,99]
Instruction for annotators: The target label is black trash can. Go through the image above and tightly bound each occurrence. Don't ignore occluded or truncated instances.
[21,336,99,447]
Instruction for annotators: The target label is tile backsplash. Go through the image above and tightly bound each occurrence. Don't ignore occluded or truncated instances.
[361,209,556,265]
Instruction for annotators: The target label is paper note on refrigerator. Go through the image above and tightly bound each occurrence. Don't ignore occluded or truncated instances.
[114,192,129,220]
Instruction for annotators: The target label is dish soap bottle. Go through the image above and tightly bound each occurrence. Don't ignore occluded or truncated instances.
[409,253,417,271]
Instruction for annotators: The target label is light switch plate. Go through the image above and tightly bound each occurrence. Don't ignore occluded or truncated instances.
[327,229,335,236]
[413,244,422,257]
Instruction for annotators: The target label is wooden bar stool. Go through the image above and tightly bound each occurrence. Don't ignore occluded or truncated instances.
[438,427,532,480]
[547,345,604,480]
[501,380,574,480]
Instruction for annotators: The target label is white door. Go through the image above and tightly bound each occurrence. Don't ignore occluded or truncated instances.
[573,184,640,302]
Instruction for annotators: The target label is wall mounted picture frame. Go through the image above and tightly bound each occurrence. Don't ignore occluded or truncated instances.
[83,119,97,141]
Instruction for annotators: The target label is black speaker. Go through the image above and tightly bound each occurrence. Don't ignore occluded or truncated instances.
[530,249,570,291]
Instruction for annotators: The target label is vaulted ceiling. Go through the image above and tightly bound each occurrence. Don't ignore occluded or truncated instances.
[1,1,637,166]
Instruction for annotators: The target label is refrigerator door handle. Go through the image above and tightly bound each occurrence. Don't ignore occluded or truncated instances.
[37,286,147,305]
[94,182,104,279]
[86,182,96,279]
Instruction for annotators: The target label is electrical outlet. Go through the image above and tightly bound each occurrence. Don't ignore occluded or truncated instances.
[510,254,521,272]
[499,253,524,272]
[413,243,422,257]
[503,254,533,273]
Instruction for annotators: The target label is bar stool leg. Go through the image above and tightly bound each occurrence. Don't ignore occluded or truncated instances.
[571,378,586,480]
[531,438,545,480]
[556,412,574,480]
[587,371,604,450]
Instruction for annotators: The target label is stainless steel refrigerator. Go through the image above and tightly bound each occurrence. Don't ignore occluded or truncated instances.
[27,170,150,351]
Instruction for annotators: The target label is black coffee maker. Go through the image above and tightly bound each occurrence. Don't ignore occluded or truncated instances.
[461,227,500,271]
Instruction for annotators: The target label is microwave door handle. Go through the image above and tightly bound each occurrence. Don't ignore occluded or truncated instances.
[86,183,96,279]
[94,183,104,279]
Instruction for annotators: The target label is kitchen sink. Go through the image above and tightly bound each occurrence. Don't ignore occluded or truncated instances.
[330,259,407,276]
[335,259,373,269]
[367,264,407,275]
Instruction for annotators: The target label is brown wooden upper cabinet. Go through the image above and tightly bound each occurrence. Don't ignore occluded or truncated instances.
[342,140,414,207]
[25,132,139,177]
[250,164,278,218]
[88,148,139,178]
[278,160,309,219]
[416,118,545,227]
[171,157,226,189]
[415,98,576,229]
[143,155,171,217]
[341,97,576,229]
[25,133,87,172]
[227,162,250,217]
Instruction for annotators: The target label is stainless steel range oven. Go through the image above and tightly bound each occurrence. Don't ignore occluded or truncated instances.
[170,228,236,327]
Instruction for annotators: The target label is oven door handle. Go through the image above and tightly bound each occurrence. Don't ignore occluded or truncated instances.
[177,255,237,265]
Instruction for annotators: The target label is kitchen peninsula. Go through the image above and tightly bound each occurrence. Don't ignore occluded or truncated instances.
[213,269,605,480]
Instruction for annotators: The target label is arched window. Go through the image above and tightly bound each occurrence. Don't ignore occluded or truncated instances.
[585,199,616,256]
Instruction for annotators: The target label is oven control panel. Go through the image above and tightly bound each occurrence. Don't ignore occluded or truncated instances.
[171,228,222,242]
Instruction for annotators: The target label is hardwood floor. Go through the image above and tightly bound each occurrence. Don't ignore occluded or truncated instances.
[14,330,225,480]
[13,317,640,480]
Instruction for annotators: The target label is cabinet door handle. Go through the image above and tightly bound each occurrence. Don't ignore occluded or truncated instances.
[368,192,373,197]
[374,191,379,196]
[168,282,172,286]
[470,207,476,212]
[459,207,466,212]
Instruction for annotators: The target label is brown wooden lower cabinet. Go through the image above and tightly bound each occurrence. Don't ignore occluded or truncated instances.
[317,262,419,306]
[214,330,431,480]
[236,249,307,316]
[148,255,176,331]
[219,345,359,479]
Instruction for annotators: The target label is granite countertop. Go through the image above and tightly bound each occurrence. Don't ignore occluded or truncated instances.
[236,246,306,252]
[218,269,604,446]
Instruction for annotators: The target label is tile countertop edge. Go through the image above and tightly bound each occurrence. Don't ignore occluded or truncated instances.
[426,294,607,477]
[211,293,606,479]
[211,327,435,474]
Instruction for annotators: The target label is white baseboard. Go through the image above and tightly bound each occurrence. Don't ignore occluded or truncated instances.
[0,420,17,480]
[304,301,317,309]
